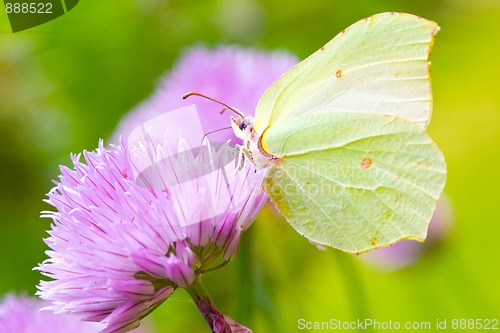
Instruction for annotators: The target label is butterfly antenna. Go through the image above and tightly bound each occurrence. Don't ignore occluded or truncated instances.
[201,126,233,143]
[182,92,244,118]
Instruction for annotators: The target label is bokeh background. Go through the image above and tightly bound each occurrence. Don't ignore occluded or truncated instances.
[1,0,499,332]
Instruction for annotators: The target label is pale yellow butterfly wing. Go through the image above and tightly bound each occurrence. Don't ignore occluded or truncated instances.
[254,12,439,132]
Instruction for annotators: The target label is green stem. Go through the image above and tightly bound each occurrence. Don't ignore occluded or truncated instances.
[237,223,284,332]
[236,230,252,325]
[334,252,374,333]
[185,276,232,333]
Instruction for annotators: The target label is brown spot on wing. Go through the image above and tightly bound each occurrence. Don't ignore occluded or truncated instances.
[335,69,342,78]
[360,157,373,169]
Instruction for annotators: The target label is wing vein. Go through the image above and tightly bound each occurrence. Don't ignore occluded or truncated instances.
[372,163,440,200]
[280,166,359,250]
[343,58,427,75]
[371,188,427,232]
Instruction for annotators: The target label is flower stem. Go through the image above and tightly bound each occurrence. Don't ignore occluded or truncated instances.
[334,252,374,333]
[185,276,232,333]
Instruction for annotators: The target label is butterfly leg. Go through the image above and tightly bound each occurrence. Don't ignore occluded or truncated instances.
[231,145,252,176]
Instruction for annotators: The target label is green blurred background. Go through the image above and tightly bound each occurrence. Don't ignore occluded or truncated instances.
[1,0,499,332]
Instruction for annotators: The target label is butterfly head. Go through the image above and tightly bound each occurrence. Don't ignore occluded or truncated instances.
[231,115,255,141]
[181,91,258,143]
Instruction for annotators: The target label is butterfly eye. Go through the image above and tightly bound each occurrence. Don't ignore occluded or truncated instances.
[238,119,250,131]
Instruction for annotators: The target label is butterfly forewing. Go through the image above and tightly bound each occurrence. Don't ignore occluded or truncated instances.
[254,12,439,133]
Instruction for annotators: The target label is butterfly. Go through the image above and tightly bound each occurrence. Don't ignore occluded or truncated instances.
[185,12,446,254]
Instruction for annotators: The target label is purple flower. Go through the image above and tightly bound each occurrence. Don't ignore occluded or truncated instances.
[112,45,298,144]
[37,44,297,333]
[37,131,267,332]
[0,294,148,333]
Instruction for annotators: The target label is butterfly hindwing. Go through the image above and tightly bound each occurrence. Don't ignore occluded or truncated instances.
[261,112,446,253]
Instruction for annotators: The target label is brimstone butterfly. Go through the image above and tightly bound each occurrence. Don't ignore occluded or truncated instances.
[187,12,446,254]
